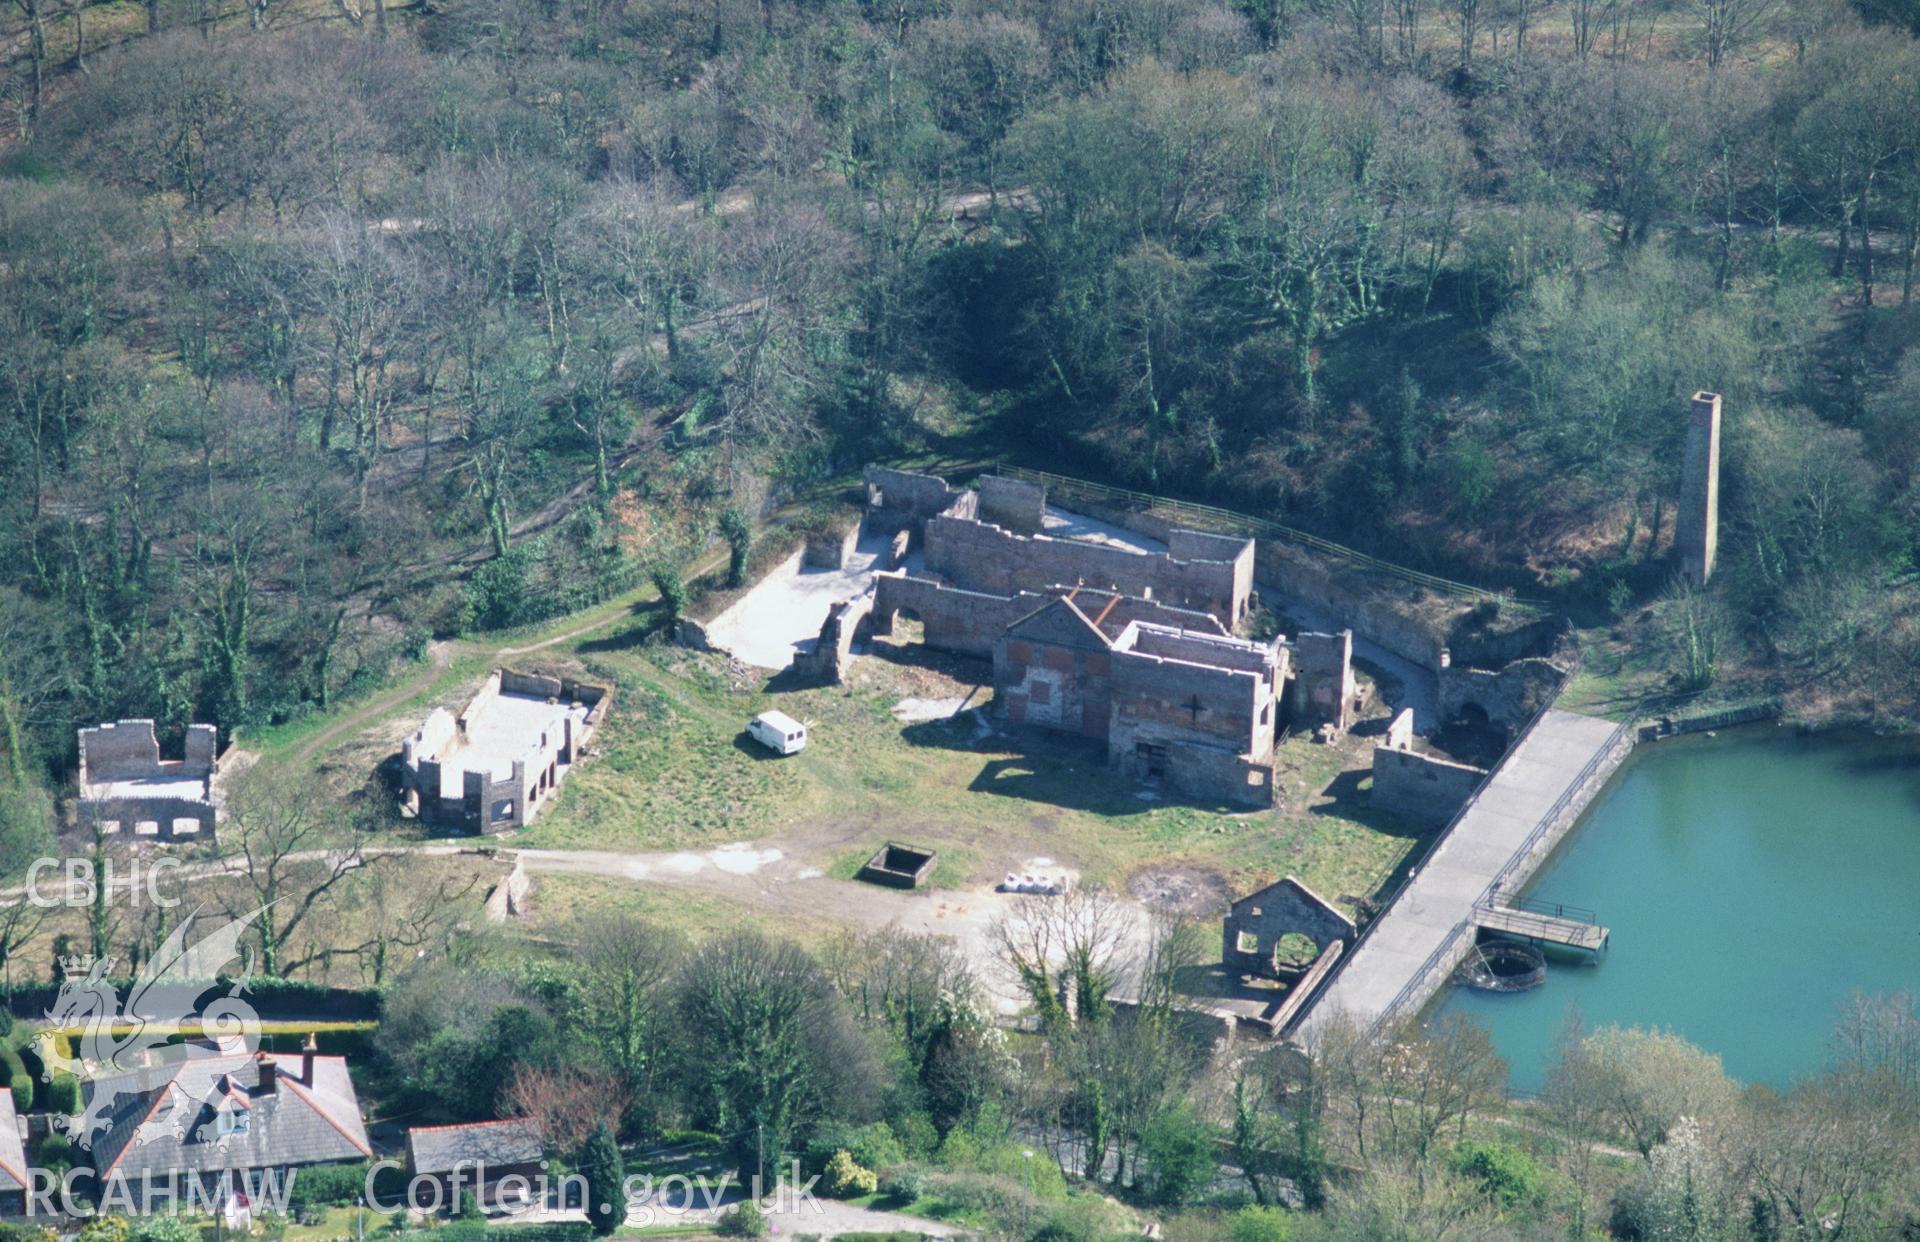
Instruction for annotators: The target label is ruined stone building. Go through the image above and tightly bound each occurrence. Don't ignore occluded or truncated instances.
[993,594,1286,805]
[75,720,221,841]
[1222,876,1356,978]
[1370,707,1486,825]
[792,467,1364,807]
[398,670,611,833]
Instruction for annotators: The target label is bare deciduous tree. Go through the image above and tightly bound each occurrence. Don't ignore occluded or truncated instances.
[222,768,378,978]
[505,1065,631,1152]
[990,884,1134,1030]
[1376,1014,1507,1176]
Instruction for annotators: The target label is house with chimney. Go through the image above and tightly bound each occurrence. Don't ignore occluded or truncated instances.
[78,1039,370,1213]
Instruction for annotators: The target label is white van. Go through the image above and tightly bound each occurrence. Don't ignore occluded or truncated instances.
[748,710,808,755]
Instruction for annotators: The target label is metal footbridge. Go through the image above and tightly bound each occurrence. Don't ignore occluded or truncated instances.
[1473,895,1609,952]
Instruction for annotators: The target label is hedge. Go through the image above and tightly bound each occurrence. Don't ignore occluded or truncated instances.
[2,977,380,1020]
[43,1075,79,1115]
[803,1122,903,1177]
[287,1162,373,1211]
[0,1044,30,1112]
[403,1222,592,1242]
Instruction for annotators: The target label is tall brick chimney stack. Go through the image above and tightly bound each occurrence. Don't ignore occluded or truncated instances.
[1676,391,1721,585]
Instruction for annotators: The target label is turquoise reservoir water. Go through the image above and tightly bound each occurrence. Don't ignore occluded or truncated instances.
[1437,726,1920,1090]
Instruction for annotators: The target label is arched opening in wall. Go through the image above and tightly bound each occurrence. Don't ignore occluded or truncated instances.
[893,607,926,645]
[1436,701,1507,769]
[1273,933,1319,971]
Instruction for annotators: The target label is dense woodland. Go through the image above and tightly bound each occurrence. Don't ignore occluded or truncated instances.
[4,3,1920,1236]
[3,0,1920,789]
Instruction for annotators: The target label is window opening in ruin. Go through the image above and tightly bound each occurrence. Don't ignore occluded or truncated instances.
[1273,933,1319,970]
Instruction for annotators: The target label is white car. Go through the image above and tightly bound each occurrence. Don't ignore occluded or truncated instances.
[747,710,808,755]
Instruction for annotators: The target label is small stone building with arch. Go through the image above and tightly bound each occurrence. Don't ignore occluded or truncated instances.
[1222,876,1356,979]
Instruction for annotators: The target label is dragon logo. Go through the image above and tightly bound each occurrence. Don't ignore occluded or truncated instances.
[44,907,269,1148]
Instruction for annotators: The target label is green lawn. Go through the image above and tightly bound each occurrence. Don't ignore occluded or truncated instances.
[231,459,1428,943]
[512,636,1424,913]
[281,1206,386,1242]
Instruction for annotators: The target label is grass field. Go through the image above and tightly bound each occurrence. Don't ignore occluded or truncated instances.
[217,448,1431,950]
[506,626,1426,923]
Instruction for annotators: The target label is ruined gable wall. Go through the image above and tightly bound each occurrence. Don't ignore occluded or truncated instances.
[1223,880,1357,975]
[871,573,1034,659]
[977,475,1047,534]
[1108,651,1271,758]
[995,635,1112,740]
[78,721,164,782]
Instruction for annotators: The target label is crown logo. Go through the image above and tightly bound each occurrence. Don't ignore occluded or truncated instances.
[58,954,104,978]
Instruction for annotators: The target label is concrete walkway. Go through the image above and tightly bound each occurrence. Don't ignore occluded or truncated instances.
[704,527,909,669]
[1296,708,1623,1039]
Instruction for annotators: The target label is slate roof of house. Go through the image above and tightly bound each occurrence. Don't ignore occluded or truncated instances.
[406,1119,544,1174]
[0,1090,29,1192]
[80,1051,371,1182]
